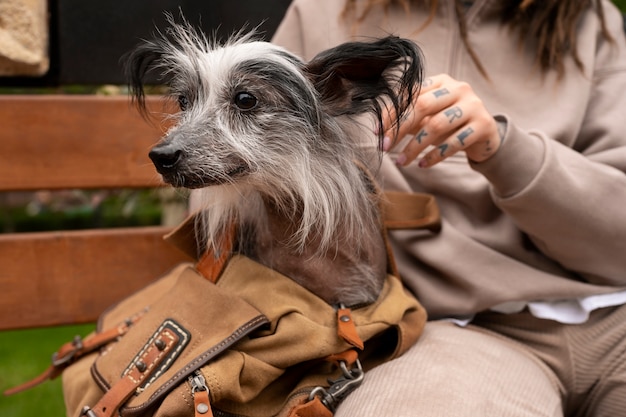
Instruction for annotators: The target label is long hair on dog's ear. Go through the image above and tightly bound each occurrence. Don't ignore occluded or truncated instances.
[124,13,226,118]
[124,34,171,118]
[304,36,424,144]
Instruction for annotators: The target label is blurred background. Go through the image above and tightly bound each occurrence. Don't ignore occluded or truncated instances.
[0,0,292,235]
[0,1,625,416]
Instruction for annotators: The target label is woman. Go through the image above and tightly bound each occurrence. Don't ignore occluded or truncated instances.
[272,1,626,416]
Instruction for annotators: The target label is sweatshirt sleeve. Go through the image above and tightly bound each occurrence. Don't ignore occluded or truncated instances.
[271,1,306,57]
[471,4,626,287]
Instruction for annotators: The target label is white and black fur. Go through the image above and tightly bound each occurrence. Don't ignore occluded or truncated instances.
[126,19,423,306]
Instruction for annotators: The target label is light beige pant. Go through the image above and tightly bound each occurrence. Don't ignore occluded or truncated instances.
[336,304,626,417]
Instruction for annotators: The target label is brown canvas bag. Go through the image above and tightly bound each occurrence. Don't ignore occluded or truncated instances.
[7,191,439,417]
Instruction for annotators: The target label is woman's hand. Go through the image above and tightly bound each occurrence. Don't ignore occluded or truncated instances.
[381,74,503,167]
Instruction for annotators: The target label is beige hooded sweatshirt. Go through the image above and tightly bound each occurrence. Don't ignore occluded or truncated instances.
[272,0,626,319]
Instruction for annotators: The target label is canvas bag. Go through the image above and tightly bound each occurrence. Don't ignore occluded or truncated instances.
[8,191,440,417]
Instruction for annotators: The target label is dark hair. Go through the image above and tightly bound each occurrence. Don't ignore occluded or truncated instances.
[343,0,613,78]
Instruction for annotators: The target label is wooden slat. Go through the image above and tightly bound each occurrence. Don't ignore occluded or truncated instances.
[0,227,193,330]
[0,95,171,191]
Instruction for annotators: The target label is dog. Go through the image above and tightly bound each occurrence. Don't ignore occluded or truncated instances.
[126,18,423,306]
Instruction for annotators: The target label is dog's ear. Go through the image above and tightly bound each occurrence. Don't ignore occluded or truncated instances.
[123,42,165,118]
[304,36,424,138]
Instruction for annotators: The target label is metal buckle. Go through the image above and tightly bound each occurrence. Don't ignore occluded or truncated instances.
[51,335,83,367]
[308,359,364,412]
[80,406,98,417]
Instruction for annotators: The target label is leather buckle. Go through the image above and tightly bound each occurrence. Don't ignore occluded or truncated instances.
[51,335,83,366]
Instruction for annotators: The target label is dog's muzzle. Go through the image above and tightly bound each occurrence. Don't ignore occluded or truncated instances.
[149,142,250,188]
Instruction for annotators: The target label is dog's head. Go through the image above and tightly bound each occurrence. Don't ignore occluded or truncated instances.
[127,18,423,255]
[126,19,423,192]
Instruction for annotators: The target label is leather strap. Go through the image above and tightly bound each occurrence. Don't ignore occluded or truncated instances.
[289,397,333,417]
[193,191,440,283]
[327,349,358,366]
[165,189,441,266]
[81,324,182,417]
[194,388,213,417]
[383,191,441,232]
[380,190,441,277]
[3,364,60,397]
[3,311,145,396]
[336,307,364,350]
[196,223,236,283]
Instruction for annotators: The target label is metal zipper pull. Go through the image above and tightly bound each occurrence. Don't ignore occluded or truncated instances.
[188,371,213,417]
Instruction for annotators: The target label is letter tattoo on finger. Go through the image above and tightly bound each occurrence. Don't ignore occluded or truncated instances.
[456,127,474,146]
[444,106,463,123]
[415,129,428,144]
[433,88,450,98]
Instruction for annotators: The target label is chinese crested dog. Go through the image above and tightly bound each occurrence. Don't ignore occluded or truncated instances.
[126,20,423,306]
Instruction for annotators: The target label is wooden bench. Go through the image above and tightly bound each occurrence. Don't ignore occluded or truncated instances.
[0,95,192,331]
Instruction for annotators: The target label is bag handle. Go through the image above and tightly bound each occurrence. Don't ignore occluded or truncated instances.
[3,310,146,396]
[164,189,441,266]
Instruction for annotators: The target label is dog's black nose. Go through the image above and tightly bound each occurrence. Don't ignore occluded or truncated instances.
[149,143,183,172]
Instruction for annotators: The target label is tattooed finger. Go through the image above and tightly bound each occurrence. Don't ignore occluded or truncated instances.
[432,88,451,98]
[418,125,477,168]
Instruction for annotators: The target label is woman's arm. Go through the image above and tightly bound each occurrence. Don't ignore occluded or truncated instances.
[383,5,626,286]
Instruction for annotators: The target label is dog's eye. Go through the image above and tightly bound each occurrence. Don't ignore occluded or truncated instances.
[234,92,257,111]
[178,95,189,111]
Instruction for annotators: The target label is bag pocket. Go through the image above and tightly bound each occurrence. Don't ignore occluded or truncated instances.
[69,264,269,417]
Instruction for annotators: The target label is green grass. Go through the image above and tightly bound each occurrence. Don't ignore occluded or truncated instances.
[0,324,95,417]
[0,189,164,233]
